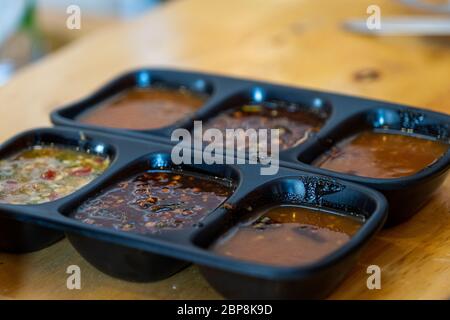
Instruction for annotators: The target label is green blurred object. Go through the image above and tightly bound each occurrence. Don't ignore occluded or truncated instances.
[0,0,46,86]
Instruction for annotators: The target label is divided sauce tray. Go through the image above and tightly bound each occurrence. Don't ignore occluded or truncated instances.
[0,68,448,299]
[0,127,387,299]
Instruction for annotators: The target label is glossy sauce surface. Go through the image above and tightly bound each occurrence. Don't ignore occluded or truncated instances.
[212,206,362,266]
[0,146,109,204]
[72,170,234,234]
[314,130,448,179]
[79,87,206,130]
[203,101,326,151]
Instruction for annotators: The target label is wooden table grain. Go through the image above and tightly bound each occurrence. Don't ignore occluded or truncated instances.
[0,0,449,300]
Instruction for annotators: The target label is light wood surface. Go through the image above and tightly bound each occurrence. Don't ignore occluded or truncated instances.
[0,0,449,300]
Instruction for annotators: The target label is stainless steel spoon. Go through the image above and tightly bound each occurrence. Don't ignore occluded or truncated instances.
[344,17,450,36]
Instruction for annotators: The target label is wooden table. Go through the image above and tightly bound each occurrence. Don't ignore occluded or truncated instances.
[0,0,449,300]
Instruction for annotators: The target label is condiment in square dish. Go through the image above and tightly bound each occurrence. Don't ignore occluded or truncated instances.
[0,145,110,205]
[203,100,326,151]
[78,87,206,130]
[314,130,449,179]
[211,205,362,267]
[71,170,234,234]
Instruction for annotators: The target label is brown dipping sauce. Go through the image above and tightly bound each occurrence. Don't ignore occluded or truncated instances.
[203,101,326,151]
[314,130,449,179]
[71,170,234,234]
[78,87,206,130]
[212,206,362,267]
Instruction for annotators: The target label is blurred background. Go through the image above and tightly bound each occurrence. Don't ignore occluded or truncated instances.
[0,0,163,86]
[1,0,449,87]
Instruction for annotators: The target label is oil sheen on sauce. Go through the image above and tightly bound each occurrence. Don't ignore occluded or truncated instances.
[78,87,206,130]
[72,170,234,234]
[314,130,449,179]
[212,206,362,267]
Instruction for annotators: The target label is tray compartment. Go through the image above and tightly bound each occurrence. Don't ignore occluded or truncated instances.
[67,232,189,282]
[186,85,331,161]
[0,215,63,253]
[60,152,239,282]
[0,128,115,252]
[192,174,387,299]
[294,106,450,226]
[51,69,216,138]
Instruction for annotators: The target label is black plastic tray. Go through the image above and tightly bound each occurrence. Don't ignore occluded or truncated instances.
[51,68,450,225]
[0,127,387,299]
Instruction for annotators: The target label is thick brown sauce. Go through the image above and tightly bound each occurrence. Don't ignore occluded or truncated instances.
[78,87,206,130]
[314,130,449,179]
[72,170,234,234]
[203,101,326,151]
[212,206,362,267]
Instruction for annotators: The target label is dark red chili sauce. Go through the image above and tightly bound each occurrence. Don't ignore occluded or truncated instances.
[71,170,234,234]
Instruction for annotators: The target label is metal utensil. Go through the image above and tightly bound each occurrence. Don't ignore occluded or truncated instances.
[344,17,450,35]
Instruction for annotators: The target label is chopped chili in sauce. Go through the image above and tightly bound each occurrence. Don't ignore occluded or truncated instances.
[72,170,234,234]
[0,145,109,204]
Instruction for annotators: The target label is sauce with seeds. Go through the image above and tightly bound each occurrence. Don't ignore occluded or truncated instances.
[202,100,326,151]
[72,170,234,234]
